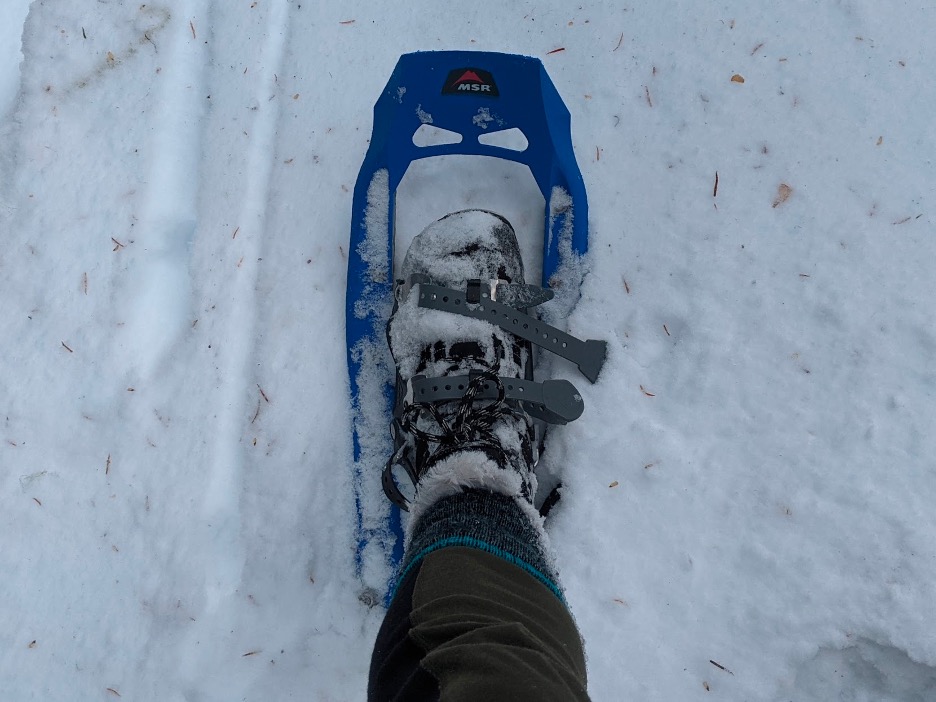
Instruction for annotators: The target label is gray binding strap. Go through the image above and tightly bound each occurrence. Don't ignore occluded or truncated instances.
[408,374,584,424]
[416,283,607,383]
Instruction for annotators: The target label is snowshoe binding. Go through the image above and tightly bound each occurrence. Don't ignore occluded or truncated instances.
[384,209,605,514]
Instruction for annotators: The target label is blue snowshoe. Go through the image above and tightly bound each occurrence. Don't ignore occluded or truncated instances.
[346,51,604,601]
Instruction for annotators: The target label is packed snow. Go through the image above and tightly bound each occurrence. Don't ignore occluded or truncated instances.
[2,1,935,700]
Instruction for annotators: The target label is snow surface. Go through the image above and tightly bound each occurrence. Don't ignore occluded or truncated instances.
[2,2,935,700]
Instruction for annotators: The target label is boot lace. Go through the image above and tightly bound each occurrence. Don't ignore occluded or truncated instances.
[400,369,517,468]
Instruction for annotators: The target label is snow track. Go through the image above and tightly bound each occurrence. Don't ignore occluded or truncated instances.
[120,2,202,382]
[199,0,287,612]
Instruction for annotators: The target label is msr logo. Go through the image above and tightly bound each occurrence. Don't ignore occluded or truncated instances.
[456,71,491,92]
[442,68,499,97]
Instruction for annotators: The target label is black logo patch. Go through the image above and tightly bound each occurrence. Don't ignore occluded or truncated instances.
[442,68,499,97]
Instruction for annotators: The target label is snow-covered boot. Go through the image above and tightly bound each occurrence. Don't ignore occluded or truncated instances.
[383,209,605,517]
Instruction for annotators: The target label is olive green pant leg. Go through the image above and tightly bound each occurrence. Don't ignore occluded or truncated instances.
[410,546,589,702]
[369,489,590,701]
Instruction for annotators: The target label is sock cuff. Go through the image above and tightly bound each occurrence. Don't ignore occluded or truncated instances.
[399,488,564,602]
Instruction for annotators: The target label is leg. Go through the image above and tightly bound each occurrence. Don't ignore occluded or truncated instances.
[369,487,589,702]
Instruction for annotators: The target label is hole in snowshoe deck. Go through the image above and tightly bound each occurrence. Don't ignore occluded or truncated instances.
[412,124,463,147]
[478,127,529,152]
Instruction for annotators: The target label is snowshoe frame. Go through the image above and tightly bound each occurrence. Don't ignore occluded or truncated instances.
[346,50,590,597]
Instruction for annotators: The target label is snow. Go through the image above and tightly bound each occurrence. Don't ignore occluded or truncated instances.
[358,168,390,291]
[2,2,935,701]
